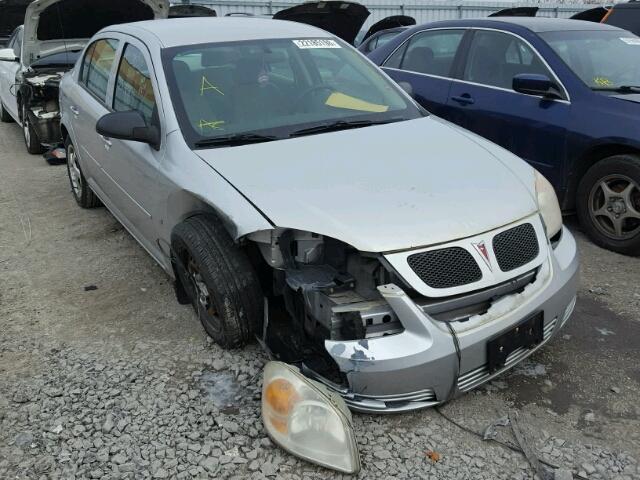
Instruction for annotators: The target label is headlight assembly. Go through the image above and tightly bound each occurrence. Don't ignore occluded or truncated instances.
[261,361,360,474]
[535,170,562,240]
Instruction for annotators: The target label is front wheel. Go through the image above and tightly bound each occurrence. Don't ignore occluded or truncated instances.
[0,102,13,123]
[21,104,45,154]
[171,215,263,349]
[577,154,640,255]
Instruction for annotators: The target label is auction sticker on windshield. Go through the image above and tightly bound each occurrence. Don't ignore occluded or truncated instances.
[620,37,640,45]
[293,39,341,49]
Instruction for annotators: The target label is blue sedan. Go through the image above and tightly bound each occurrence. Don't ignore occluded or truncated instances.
[369,18,640,255]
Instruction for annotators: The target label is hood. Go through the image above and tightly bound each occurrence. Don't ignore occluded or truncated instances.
[611,93,640,104]
[362,15,415,41]
[0,0,29,41]
[570,6,608,23]
[489,7,538,17]
[169,5,217,18]
[22,0,169,66]
[196,117,538,253]
[273,1,369,45]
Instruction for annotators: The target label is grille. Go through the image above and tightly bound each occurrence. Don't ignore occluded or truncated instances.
[408,247,482,289]
[493,223,539,272]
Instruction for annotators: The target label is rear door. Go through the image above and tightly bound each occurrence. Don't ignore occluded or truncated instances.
[381,28,467,117]
[447,29,570,188]
[101,38,164,253]
[67,37,121,192]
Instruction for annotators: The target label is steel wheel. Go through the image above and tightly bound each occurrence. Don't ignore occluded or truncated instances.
[176,250,222,336]
[588,174,640,240]
[67,143,83,199]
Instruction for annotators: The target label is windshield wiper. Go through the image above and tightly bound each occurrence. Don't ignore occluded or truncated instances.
[289,118,404,138]
[592,85,640,93]
[194,133,278,148]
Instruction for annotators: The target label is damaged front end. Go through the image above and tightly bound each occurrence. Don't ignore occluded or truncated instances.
[252,215,578,415]
[21,69,65,146]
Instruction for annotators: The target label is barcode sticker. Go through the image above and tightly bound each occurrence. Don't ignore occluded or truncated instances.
[293,39,341,49]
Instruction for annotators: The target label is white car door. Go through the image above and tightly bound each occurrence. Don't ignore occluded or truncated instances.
[0,27,22,119]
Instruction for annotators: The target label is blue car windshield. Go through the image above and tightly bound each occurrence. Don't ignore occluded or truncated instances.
[541,30,640,91]
[161,37,422,146]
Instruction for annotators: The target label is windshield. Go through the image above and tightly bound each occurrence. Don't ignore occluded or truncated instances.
[162,37,421,147]
[540,30,640,91]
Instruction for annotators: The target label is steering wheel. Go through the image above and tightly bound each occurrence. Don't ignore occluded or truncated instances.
[293,85,335,111]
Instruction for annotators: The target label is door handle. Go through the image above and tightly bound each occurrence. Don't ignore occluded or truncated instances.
[100,135,112,150]
[451,94,475,105]
[69,106,79,116]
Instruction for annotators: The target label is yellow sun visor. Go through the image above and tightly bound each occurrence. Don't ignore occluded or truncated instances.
[325,92,389,113]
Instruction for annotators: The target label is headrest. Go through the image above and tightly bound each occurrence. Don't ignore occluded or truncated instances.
[201,49,231,67]
[233,57,265,85]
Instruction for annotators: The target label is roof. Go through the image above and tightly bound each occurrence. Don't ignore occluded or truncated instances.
[107,17,332,47]
[417,17,624,33]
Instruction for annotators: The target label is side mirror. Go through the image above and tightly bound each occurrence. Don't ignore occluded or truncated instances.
[513,73,563,100]
[96,111,160,150]
[398,81,414,98]
[0,48,18,62]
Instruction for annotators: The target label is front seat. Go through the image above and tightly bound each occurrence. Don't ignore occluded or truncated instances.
[231,57,285,128]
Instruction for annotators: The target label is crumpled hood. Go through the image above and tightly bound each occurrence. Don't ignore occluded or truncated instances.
[196,117,538,252]
[22,0,168,66]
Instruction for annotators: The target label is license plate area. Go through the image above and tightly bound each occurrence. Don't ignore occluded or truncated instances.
[487,312,544,372]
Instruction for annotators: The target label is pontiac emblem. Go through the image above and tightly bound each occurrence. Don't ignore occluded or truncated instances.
[473,241,492,270]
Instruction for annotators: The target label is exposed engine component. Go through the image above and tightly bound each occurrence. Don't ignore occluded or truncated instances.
[249,229,405,343]
[21,70,64,145]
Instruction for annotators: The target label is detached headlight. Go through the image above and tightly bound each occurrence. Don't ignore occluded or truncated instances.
[535,170,562,239]
[262,361,360,474]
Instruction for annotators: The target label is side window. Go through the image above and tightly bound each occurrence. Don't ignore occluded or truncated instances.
[113,44,157,126]
[375,32,397,50]
[464,31,552,90]
[385,30,465,77]
[81,39,119,102]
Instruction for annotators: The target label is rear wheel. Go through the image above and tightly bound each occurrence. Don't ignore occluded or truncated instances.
[22,104,45,154]
[65,137,101,208]
[577,154,640,255]
[0,102,13,123]
[171,215,263,348]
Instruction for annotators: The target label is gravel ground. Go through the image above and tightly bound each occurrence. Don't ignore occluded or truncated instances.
[0,121,639,480]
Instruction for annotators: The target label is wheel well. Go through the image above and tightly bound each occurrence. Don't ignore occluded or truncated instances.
[60,124,69,143]
[565,144,640,211]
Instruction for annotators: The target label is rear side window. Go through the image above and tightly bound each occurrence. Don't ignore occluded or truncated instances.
[113,44,157,126]
[81,39,119,102]
[384,30,465,77]
[463,31,552,90]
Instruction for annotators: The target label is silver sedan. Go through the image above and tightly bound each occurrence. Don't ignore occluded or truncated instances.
[59,17,578,420]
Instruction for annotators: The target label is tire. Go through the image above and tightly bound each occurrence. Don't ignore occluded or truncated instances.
[577,154,640,256]
[171,215,263,349]
[0,102,13,123]
[65,136,101,208]
[21,103,45,154]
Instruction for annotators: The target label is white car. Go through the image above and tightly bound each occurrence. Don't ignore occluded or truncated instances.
[0,0,168,154]
[58,17,579,472]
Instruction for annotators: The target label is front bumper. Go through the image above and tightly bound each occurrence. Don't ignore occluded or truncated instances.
[313,226,579,413]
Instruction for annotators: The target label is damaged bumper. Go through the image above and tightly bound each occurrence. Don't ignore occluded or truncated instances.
[314,226,579,413]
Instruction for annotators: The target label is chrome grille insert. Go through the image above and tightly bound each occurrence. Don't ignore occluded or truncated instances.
[493,223,539,272]
[407,247,482,289]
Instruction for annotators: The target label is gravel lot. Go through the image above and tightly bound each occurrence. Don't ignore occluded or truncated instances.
[1,121,639,480]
